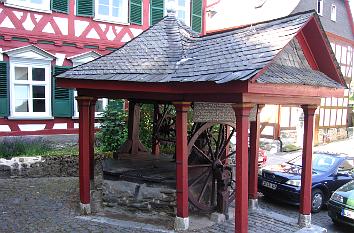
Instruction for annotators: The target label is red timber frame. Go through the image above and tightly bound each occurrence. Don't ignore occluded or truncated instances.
[59,77,343,232]
[57,14,345,233]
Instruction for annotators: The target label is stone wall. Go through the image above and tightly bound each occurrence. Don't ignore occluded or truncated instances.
[0,156,102,178]
[102,180,176,216]
[318,128,348,144]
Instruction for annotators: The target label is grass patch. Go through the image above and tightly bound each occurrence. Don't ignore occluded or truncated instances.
[0,137,52,159]
[0,137,115,159]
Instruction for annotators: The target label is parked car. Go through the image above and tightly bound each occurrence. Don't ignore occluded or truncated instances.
[258,152,354,213]
[328,180,354,227]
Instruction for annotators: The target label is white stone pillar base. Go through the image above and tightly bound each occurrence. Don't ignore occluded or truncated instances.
[210,212,226,223]
[174,217,189,231]
[80,203,91,215]
[298,213,311,228]
[248,199,259,212]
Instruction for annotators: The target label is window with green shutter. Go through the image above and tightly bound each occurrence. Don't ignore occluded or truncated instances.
[53,66,73,117]
[150,0,164,25]
[130,0,142,25]
[52,0,69,13]
[0,62,9,117]
[76,0,94,17]
[191,0,202,33]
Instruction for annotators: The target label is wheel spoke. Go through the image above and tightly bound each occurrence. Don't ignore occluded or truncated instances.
[221,150,236,163]
[216,128,235,160]
[192,145,213,163]
[189,168,210,187]
[198,170,212,202]
[206,131,215,160]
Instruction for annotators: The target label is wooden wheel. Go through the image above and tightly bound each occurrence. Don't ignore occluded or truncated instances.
[153,105,176,145]
[187,122,236,213]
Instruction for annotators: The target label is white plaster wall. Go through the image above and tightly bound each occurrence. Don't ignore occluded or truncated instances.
[206,0,300,31]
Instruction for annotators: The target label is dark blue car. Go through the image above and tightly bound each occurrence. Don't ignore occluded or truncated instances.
[258,152,354,213]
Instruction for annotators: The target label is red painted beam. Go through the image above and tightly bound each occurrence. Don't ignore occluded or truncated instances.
[142,0,150,30]
[248,104,263,199]
[233,103,254,233]
[296,31,319,70]
[302,17,346,87]
[89,99,97,181]
[174,102,190,218]
[77,96,94,205]
[58,78,249,94]
[299,105,317,215]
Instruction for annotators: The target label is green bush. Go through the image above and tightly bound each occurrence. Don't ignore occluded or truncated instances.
[0,137,52,159]
[96,100,128,152]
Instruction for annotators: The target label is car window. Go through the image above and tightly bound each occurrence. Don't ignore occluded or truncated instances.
[338,159,354,172]
[288,154,338,172]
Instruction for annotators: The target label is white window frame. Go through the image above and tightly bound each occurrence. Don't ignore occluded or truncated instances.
[94,0,129,24]
[5,0,51,13]
[73,91,108,118]
[72,58,108,118]
[331,4,337,21]
[317,0,324,16]
[165,0,191,26]
[9,58,51,118]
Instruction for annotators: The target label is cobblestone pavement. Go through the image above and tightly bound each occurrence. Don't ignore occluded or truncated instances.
[0,177,301,233]
[258,196,353,233]
[0,177,170,233]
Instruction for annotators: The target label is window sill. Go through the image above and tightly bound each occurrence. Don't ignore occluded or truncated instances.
[93,17,130,26]
[8,116,54,120]
[5,3,52,14]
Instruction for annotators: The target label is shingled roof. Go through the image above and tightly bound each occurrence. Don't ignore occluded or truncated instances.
[58,11,343,88]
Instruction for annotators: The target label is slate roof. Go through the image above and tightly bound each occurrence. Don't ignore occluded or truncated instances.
[58,11,342,88]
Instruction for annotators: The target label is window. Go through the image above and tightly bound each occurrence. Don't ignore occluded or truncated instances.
[73,91,108,117]
[165,0,191,26]
[10,63,51,117]
[6,0,51,12]
[331,4,337,21]
[95,0,129,23]
[317,0,323,16]
[70,52,107,118]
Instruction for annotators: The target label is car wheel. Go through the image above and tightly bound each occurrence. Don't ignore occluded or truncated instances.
[331,218,340,226]
[311,189,324,213]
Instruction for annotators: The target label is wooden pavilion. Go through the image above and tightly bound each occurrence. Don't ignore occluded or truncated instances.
[57,11,346,233]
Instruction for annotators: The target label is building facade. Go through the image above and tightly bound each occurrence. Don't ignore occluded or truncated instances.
[206,0,354,145]
[0,0,204,136]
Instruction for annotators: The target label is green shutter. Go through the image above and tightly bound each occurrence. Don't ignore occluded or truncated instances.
[76,0,94,17]
[191,0,202,33]
[150,0,164,25]
[52,66,73,117]
[51,0,69,13]
[0,62,9,117]
[130,0,142,25]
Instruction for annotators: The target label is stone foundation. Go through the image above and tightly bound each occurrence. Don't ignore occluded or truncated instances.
[0,156,103,178]
[102,180,176,216]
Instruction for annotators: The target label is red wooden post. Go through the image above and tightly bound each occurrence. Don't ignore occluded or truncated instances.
[298,105,317,227]
[89,98,97,184]
[232,103,254,233]
[248,105,264,209]
[173,102,190,230]
[76,96,94,215]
